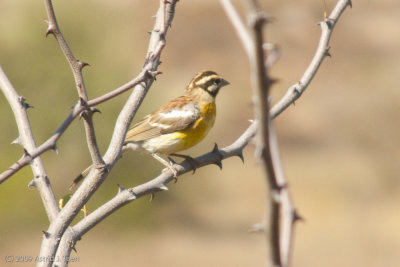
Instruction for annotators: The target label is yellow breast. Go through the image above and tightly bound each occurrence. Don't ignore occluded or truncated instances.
[142,102,216,155]
[174,102,216,151]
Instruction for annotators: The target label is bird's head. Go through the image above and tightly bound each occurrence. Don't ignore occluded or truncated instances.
[186,70,230,97]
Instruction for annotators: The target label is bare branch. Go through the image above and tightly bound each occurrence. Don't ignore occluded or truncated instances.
[44,0,103,169]
[0,66,59,221]
[37,1,179,266]
[219,0,252,58]
[221,0,351,266]
[0,72,149,184]
[270,0,352,119]
[0,0,165,184]
[68,122,257,239]
[245,0,283,265]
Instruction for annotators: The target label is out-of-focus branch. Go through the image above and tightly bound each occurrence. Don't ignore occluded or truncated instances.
[219,0,252,58]
[0,66,59,222]
[38,1,179,266]
[44,0,104,172]
[222,0,351,266]
[270,0,352,119]
[245,0,284,265]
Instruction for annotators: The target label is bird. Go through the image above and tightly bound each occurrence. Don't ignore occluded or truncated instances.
[70,70,229,189]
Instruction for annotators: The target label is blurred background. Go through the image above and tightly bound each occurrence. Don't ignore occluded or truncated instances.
[1,0,399,266]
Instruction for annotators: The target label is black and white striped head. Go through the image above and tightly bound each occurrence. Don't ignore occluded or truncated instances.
[186,71,229,97]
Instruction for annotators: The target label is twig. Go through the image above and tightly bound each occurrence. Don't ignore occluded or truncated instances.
[270,0,352,119]
[221,0,351,266]
[66,122,257,241]
[0,66,59,222]
[44,0,104,171]
[0,63,148,184]
[219,0,252,58]
[0,1,163,184]
[37,1,179,266]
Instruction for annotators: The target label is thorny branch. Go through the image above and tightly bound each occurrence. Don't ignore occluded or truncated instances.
[37,1,178,266]
[44,0,104,171]
[221,0,351,266]
[245,0,283,265]
[0,67,59,222]
[0,0,351,266]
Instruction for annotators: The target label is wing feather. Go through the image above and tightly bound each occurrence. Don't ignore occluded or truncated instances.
[124,96,200,143]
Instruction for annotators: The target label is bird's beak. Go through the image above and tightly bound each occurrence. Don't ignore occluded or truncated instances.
[220,79,230,87]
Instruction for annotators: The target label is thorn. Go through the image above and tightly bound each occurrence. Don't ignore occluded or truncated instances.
[212,160,223,170]
[117,184,126,194]
[325,46,332,57]
[147,30,152,34]
[27,179,37,188]
[11,137,21,145]
[249,223,265,233]
[212,143,220,154]
[77,61,90,71]
[348,0,352,8]
[145,70,162,80]
[236,151,245,163]
[79,97,87,107]
[23,149,32,161]
[293,209,304,223]
[127,192,137,201]
[42,231,51,238]
[45,22,56,37]
[269,78,280,86]
[79,97,87,113]
[293,82,302,96]
[170,153,198,174]
[52,144,59,155]
[78,97,88,118]
[277,183,288,192]
[90,107,101,114]
[324,18,334,30]
[211,143,223,170]
[71,243,77,253]
[149,193,155,202]
[18,95,33,109]
[158,184,168,191]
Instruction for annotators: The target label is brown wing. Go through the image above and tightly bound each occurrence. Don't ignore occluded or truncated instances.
[124,96,200,143]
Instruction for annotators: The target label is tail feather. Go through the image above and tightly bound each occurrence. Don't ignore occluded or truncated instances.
[70,144,132,190]
[69,165,92,190]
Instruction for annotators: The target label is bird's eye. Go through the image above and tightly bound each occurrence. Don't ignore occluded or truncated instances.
[214,78,221,85]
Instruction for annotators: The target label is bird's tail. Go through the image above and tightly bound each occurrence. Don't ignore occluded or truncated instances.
[69,144,134,190]
[69,165,92,190]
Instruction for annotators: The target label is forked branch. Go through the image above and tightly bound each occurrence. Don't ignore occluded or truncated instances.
[37,1,179,266]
